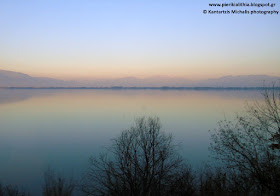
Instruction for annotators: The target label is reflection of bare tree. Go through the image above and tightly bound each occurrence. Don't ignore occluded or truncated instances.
[81,116,195,196]
[210,85,280,194]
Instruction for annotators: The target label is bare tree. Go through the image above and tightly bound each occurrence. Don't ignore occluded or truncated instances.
[0,183,29,196]
[198,165,228,196]
[42,168,75,196]
[167,165,196,196]
[81,116,193,196]
[210,86,280,194]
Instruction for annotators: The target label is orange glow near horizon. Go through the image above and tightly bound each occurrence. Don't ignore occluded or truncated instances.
[2,61,279,81]
[0,1,279,80]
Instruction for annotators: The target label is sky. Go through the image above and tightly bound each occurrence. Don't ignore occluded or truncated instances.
[0,0,279,80]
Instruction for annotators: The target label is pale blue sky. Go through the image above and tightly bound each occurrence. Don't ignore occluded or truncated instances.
[0,0,279,79]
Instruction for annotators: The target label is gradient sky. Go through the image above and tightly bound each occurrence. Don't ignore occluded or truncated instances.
[0,0,279,79]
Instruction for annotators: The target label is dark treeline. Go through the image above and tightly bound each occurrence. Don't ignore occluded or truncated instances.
[1,87,279,196]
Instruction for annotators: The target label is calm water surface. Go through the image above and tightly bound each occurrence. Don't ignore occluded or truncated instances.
[0,89,262,195]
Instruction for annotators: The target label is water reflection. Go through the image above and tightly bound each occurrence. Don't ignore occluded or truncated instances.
[0,89,262,195]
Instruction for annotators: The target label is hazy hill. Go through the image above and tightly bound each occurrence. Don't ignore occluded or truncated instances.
[78,76,194,87]
[0,70,279,88]
[0,70,74,87]
[197,75,280,87]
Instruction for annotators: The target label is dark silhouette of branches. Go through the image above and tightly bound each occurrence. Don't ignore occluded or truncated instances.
[210,86,280,194]
[81,116,195,196]
[0,183,29,196]
[42,168,75,196]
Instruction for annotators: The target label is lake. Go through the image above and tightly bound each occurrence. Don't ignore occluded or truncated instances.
[0,89,262,195]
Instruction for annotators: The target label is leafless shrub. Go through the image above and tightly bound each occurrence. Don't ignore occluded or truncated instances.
[42,168,75,196]
[210,85,280,194]
[81,116,195,196]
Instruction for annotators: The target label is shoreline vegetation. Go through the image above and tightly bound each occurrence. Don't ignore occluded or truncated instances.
[1,86,279,195]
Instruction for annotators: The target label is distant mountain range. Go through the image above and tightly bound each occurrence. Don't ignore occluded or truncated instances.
[0,69,279,88]
[0,70,73,87]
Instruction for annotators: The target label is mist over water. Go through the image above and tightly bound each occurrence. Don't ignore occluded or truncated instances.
[0,89,262,195]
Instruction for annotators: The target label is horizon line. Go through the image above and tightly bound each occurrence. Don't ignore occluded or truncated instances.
[1,69,280,81]
[1,86,279,90]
